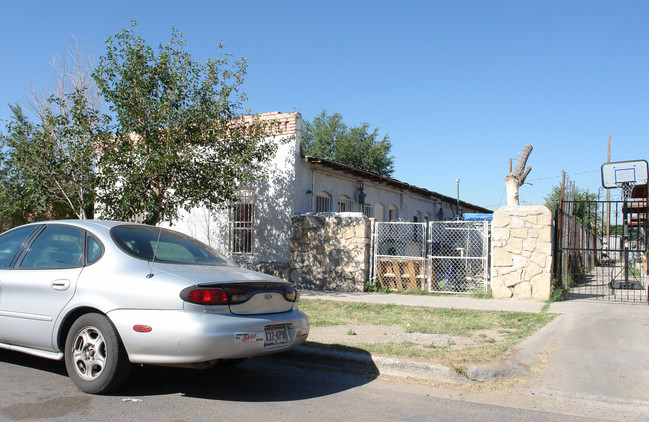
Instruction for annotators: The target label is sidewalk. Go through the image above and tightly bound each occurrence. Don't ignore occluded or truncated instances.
[281,290,649,401]
[301,289,546,313]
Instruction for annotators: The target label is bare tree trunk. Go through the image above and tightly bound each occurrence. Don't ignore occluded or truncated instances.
[24,34,100,120]
[505,144,533,206]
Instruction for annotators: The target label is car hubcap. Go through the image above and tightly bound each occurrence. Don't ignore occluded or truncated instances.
[71,327,107,381]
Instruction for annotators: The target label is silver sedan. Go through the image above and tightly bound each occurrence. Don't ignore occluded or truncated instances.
[0,220,309,394]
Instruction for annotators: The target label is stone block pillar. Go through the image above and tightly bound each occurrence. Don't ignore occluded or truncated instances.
[492,205,553,301]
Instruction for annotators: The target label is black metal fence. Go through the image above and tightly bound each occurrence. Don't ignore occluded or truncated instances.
[554,199,648,303]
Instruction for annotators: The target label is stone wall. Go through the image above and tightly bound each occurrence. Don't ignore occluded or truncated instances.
[289,213,371,291]
[492,205,553,301]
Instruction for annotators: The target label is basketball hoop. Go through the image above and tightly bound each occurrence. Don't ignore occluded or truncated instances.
[601,160,648,192]
[617,182,636,200]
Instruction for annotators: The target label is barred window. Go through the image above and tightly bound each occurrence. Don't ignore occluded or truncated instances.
[338,195,354,212]
[229,189,255,255]
[362,204,373,218]
[315,192,331,213]
[389,206,398,222]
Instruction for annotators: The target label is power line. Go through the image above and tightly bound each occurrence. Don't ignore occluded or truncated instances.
[528,169,599,182]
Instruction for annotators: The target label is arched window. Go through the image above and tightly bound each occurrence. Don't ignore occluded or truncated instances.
[412,211,422,242]
[362,203,373,218]
[315,191,331,212]
[338,194,353,212]
[388,205,398,222]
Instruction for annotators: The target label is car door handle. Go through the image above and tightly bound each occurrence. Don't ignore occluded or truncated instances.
[51,279,71,291]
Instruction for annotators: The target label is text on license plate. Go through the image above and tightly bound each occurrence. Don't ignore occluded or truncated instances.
[264,325,288,347]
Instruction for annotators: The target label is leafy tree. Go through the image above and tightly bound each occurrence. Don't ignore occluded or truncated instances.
[92,24,279,225]
[1,24,280,229]
[0,89,102,228]
[302,110,395,176]
[544,184,598,227]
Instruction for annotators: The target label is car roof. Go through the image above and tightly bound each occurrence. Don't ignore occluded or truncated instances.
[19,219,144,231]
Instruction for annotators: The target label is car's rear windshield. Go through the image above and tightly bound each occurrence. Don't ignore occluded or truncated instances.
[111,225,229,265]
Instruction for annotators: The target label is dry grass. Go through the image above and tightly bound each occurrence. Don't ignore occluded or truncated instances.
[299,299,556,369]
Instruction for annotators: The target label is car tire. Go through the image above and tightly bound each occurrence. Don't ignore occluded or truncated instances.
[64,313,132,394]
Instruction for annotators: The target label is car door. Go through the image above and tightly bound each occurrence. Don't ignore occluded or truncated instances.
[0,225,84,351]
[0,225,42,342]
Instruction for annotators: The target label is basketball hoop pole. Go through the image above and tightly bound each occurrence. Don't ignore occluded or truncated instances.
[620,182,635,288]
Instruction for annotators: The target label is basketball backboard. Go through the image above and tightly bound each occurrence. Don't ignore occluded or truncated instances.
[601,160,648,189]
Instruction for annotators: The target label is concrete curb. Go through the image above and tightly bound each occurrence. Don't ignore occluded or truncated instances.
[279,345,468,384]
[276,314,565,384]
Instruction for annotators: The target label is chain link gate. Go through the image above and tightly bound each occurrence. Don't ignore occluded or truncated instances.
[428,220,490,294]
[371,222,427,291]
[371,221,491,294]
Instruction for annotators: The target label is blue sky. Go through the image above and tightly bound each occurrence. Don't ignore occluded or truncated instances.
[1,1,648,210]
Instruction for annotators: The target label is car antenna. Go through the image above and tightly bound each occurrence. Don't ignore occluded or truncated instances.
[147,226,163,279]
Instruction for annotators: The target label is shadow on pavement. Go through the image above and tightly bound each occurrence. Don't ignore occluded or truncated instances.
[1,345,378,401]
[0,349,67,376]
[119,346,378,401]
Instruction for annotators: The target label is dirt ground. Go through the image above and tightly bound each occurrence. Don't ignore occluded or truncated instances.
[307,324,504,350]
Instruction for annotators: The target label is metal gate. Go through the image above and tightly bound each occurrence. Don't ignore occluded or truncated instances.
[370,220,491,294]
[556,199,648,303]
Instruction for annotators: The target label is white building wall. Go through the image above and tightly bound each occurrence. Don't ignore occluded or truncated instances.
[169,112,301,266]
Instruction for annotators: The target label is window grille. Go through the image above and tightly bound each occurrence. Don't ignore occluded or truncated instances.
[363,204,373,218]
[338,197,354,212]
[389,207,398,221]
[362,204,374,218]
[229,189,255,254]
[316,194,331,212]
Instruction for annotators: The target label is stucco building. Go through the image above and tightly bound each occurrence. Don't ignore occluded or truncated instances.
[168,111,491,271]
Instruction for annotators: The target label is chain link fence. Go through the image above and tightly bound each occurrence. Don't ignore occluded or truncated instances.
[371,221,490,294]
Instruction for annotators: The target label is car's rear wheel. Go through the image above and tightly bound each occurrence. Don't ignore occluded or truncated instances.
[64,313,132,394]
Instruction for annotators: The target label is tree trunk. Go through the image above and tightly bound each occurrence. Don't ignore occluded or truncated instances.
[505,144,533,206]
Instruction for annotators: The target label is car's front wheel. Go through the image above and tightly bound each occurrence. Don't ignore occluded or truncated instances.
[64,313,132,394]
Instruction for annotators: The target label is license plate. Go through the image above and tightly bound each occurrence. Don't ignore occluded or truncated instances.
[264,325,288,347]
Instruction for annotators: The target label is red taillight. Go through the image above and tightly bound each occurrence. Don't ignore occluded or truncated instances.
[184,288,229,304]
[133,325,152,333]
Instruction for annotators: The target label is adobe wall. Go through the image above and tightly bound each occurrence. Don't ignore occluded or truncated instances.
[289,213,370,291]
[491,205,553,301]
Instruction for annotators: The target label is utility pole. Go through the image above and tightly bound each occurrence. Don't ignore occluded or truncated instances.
[606,134,611,240]
[559,170,567,288]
